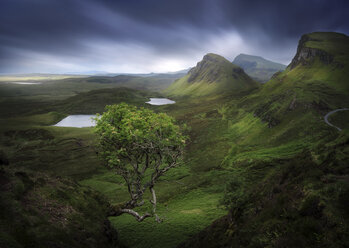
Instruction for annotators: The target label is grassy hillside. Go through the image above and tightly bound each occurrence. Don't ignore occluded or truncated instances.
[0,74,88,82]
[178,32,349,247]
[166,53,259,97]
[0,90,233,248]
[0,72,179,102]
[0,74,175,118]
[52,87,161,115]
[232,53,286,83]
[0,32,348,248]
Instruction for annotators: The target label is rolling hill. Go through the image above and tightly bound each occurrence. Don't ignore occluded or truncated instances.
[178,31,349,248]
[232,53,286,83]
[166,53,259,97]
[0,32,348,248]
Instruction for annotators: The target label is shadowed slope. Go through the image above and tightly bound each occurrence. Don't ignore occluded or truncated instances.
[177,31,349,248]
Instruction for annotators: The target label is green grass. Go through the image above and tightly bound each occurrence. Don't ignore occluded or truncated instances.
[0,84,236,247]
[328,110,349,131]
[305,32,349,65]
[111,188,226,248]
[177,32,349,248]
[80,171,129,203]
[1,32,349,248]
[0,167,119,248]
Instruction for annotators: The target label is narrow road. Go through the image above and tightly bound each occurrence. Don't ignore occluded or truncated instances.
[324,108,349,131]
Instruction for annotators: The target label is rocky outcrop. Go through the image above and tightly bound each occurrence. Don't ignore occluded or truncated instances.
[188,54,224,83]
[288,34,333,70]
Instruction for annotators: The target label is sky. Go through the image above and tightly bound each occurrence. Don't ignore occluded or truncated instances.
[0,0,348,74]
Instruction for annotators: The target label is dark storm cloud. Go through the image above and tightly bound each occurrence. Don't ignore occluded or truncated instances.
[0,0,348,73]
[218,0,349,41]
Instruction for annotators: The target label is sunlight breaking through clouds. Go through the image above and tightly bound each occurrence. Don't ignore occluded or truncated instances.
[0,0,347,74]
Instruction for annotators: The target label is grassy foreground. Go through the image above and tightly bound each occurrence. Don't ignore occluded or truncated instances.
[1,75,348,247]
[0,79,236,247]
[1,32,349,248]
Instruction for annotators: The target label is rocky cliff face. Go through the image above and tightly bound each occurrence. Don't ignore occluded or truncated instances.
[187,54,226,83]
[288,34,333,70]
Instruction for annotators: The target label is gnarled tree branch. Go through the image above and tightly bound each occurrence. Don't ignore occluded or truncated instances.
[96,103,187,223]
[120,209,152,222]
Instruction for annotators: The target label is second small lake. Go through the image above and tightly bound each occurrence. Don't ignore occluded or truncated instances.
[146,98,175,105]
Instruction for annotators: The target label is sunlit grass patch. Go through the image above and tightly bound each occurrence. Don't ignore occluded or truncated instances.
[110,188,226,248]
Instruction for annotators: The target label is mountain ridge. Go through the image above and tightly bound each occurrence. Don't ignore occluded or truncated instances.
[166,53,259,97]
[177,31,349,248]
[232,53,286,83]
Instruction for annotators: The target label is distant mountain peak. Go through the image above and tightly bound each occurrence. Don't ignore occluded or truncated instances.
[232,53,286,83]
[188,53,237,83]
[202,53,227,61]
[236,53,264,60]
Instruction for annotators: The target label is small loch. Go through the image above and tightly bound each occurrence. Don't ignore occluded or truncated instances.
[53,98,175,127]
[54,115,96,128]
[146,98,175,105]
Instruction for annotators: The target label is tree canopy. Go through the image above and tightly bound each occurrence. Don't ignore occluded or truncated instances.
[94,103,187,222]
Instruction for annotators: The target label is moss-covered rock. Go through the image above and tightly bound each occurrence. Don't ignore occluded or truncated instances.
[0,167,121,248]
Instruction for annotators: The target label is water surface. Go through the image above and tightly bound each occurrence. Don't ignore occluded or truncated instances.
[146,98,175,105]
[54,98,175,127]
[8,81,42,85]
[54,115,96,128]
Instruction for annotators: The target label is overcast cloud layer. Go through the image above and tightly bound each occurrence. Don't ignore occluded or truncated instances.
[0,0,348,74]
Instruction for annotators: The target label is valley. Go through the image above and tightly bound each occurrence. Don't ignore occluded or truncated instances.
[0,32,349,248]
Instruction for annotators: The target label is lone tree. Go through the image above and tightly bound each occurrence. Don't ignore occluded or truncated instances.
[94,103,187,222]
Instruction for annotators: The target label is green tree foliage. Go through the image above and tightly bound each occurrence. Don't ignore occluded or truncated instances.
[94,103,187,222]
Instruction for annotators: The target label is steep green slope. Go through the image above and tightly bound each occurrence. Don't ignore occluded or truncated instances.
[178,32,349,248]
[166,53,259,97]
[1,32,348,248]
[250,32,349,128]
[0,167,121,248]
[232,53,286,83]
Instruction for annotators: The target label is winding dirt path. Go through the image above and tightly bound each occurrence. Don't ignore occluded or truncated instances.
[324,108,349,131]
